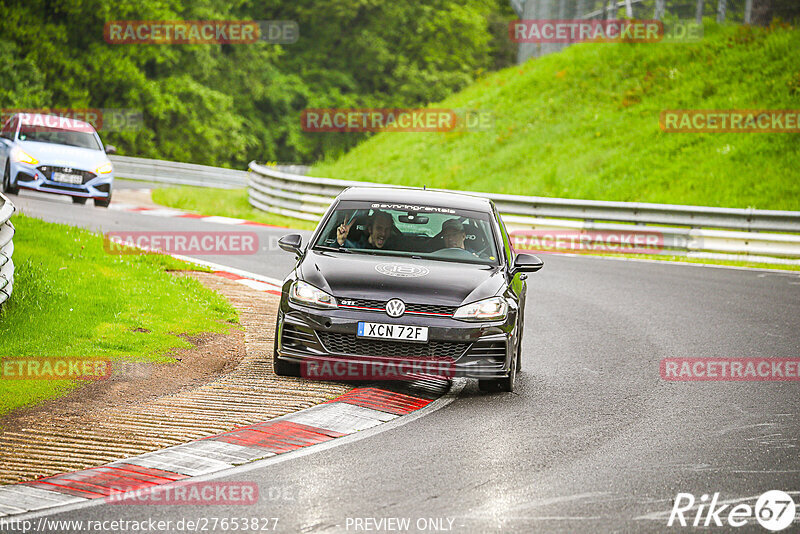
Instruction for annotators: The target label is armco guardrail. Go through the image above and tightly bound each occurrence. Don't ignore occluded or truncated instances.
[110,156,309,189]
[248,161,800,264]
[110,155,248,188]
[0,193,16,307]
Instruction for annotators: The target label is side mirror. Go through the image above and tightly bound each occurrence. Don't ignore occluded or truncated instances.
[278,234,303,256]
[105,144,117,154]
[511,253,543,274]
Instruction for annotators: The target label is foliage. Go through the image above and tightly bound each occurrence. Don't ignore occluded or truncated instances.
[0,0,514,166]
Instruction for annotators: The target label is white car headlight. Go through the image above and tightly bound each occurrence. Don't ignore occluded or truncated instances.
[95,162,113,174]
[11,148,38,165]
[453,296,508,321]
[289,280,337,309]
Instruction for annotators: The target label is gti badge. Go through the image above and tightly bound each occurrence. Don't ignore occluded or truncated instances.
[385,299,405,318]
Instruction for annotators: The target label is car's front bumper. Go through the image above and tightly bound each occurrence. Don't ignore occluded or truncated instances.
[275,299,518,380]
[12,161,113,198]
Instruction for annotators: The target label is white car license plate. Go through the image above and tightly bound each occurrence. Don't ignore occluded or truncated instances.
[52,172,82,184]
[357,322,428,342]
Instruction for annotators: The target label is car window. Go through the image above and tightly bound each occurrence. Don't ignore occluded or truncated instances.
[17,122,101,150]
[313,200,500,265]
[0,116,17,140]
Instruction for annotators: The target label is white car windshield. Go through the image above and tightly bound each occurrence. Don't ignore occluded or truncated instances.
[18,123,102,150]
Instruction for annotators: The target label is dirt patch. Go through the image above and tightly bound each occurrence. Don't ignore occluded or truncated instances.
[0,328,245,436]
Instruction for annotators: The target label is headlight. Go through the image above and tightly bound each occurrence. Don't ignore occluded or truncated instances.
[95,162,113,174]
[453,296,508,321]
[289,280,337,309]
[11,148,38,165]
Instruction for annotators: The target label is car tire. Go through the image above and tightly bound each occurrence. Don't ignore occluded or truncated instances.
[72,197,87,205]
[272,316,301,377]
[94,194,111,208]
[2,163,19,195]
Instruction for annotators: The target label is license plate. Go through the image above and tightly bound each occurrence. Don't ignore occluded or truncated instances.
[357,322,428,342]
[52,172,82,184]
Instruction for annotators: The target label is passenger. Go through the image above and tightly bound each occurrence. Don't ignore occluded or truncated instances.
[441,218,467,249]
[337,210,397,249]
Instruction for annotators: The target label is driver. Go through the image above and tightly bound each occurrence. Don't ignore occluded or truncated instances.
[441,218,467,249]
[337,209,397,249]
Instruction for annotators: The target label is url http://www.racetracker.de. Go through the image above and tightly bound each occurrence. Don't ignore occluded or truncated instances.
[0,516,281,533]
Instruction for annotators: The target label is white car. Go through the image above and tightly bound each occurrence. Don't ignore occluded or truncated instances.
[0,113,116,207]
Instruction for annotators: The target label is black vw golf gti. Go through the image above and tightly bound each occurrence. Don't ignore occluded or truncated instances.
[274,187,543,392]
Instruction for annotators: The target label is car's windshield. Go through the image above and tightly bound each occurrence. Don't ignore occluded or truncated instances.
[18,122,101,150]
[314,200,500,265]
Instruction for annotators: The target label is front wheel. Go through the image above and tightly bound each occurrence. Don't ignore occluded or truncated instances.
[2,163,19,195]
[72,197,87,205]
[94,194,111,208]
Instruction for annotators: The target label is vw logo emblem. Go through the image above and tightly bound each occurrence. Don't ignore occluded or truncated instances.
[375,263,430,278]
[385,299,405,318]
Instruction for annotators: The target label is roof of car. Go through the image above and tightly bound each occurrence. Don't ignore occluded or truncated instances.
[337,186,493,212]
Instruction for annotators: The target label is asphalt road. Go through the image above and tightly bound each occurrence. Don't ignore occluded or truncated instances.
[8,186,800,533]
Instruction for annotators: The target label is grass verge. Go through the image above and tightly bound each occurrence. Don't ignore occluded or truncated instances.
[0,214,238,416]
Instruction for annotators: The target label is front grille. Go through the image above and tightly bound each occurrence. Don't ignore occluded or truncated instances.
[406,303,458,315]
[336,297,457,316]
[37,166,96,184]
[318,331,468,359]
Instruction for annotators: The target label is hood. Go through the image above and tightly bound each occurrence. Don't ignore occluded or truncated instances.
[300,250,506,306]
[18,141,110,171]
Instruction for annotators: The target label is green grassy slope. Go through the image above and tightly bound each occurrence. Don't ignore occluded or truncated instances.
[313,23,800,210]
